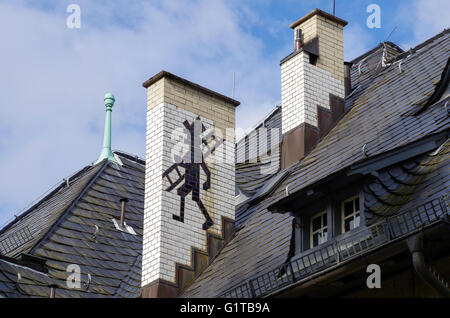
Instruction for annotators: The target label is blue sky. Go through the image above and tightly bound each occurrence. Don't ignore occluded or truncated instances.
[0,0,448,227]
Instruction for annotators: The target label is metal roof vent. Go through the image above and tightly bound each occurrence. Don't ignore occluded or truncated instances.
[119,198,129,228]
[112,198,136,235]
[295,29,303,52]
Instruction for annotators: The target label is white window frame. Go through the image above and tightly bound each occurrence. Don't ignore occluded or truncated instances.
[310,210,328,248]
[341,195,360,233]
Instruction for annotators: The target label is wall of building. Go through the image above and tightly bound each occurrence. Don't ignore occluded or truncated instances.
[293,14,345,85]
[281,51,344,134]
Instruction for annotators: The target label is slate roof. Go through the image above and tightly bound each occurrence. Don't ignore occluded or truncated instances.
[235,105,282,199]
[364,139,450,224]
[0,152,145,298]
[346,42,404,111]
[0,165,102,258]
[182,29,450,297]
[0,256,58,298]
[349,41,404,90]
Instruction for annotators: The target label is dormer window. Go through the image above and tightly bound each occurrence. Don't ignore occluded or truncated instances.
[310,211,328,248]
[341,196,360,233]
[294,192,364,254]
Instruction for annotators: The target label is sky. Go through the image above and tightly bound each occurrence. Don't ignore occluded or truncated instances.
[0,0,449,227]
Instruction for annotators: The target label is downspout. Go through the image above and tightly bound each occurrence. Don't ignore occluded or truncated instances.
[406,234,450,297]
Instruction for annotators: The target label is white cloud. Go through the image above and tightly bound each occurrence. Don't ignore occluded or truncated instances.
[412,0,450,40]
[0,0,282,225]
[399,0,450,49]
[344,24,375,61]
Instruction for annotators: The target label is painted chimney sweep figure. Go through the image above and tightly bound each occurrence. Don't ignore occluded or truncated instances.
[163,117,221,230]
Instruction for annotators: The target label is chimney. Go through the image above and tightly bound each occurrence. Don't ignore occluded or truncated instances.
[141,71,239,297]
[280,9,347,169]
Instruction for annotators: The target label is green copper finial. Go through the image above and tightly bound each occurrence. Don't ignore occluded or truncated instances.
[95,93,118,164]
[104,93,115,109]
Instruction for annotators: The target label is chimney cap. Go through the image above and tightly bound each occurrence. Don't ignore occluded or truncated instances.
[290,8,348,29]
[142,71,240,107]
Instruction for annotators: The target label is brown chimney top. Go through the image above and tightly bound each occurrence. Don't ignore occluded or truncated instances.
[290,8,348,29]
[142,71,240,107]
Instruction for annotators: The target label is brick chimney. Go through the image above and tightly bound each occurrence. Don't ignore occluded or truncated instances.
[141,71,239,297]
[280,9,348,169]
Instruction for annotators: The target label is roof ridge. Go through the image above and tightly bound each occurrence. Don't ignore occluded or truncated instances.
[348,29,450,103]
[28,160,110,255]
[393,28,450,62]
[350,41,403,65]
[0,164,94,236]
[113,254,141,297]
[349,28,449,66]
[113,150,145,166]
[236,105,281,145]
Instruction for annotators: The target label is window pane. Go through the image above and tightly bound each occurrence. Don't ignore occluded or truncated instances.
[312,216,321,231]
[344,218,351,232]
[345,215,360,232]
[322,229,328,243]
[344,201,353,216]
[343,197,361,233]
[311,211,328,248]
[355,214,360,228]
[313,233,319,247]
[312,230,328,247]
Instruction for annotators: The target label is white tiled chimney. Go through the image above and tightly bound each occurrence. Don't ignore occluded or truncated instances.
[280,9,348,168]
[141,71,238,297]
